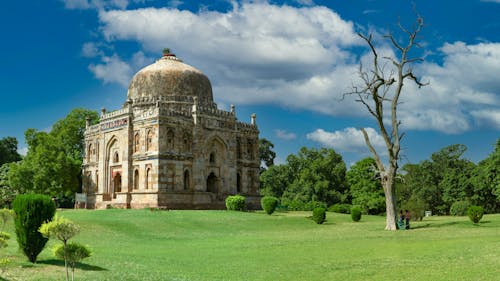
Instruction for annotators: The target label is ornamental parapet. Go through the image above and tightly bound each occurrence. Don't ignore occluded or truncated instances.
[101,107,130,120]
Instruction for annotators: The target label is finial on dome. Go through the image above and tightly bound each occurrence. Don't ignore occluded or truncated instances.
[162,47,175,57]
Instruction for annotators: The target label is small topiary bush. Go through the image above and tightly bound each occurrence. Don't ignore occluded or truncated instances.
[12,194,56,263]
[351,206,362,222]
[312,207,326,224]
[450,201,470,216]
[261,196,279,215]
[225,195,246,211]
[328,203,351,214]
[467,205,484,224]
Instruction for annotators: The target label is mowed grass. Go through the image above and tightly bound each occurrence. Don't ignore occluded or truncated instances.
[1,210,500,281]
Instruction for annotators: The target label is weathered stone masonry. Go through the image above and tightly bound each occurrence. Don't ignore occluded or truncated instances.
[82,54,260,209]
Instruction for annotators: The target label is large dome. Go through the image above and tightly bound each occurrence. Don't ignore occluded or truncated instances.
[127,55,213,105]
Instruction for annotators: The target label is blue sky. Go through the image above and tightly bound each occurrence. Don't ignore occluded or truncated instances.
[0,0,499,166]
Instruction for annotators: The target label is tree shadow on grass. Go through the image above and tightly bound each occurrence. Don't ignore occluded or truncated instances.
[37,259,108,271]
[411,221,459,229]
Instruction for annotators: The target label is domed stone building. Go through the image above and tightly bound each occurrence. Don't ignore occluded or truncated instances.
[82,52,260,209]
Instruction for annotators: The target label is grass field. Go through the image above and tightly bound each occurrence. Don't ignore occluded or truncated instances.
[1,209,499,281]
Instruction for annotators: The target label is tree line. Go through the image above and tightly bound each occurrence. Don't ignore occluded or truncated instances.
[259,140,500,216]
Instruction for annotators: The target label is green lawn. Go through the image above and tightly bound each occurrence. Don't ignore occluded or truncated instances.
[1,210,499,281]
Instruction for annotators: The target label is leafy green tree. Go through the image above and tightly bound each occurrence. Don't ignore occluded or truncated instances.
[281,147,347,208]
[259,164,291,198]
[470,139,500,213]
[259,138,276,173]
[8,109,98,197]
[260,147,347,210]
[400,144,476,215]
[347,158,385,215]
[39,215,81,281]
[0,164,19,208]
[0,137,22,166]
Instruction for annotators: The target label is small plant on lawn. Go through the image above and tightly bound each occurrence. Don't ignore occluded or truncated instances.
[53,242,91,281]
[261,196,279,215]
[12,194,55,263]
[39,214,82,281]
[312,207,326,224]
[225,195,246,211]
[450,201,470,216]
[351,206,362,222]
[467,206,484,224]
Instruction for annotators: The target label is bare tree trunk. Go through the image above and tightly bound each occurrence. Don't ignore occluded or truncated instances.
[382,173,397,230]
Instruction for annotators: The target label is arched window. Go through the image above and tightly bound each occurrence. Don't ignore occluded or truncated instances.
[183,170,190,190]
[237,173,241,193]
[209,152,215,164]
[134,169,139,190]
[87,144,93,161]
[114,173,122,193]
[145,168,151,190]
[113,151,119,163]
[146,129,153,151]
[134,132,140,153]
[167,129,174,150]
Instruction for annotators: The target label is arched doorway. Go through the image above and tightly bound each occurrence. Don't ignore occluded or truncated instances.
[113,173,122,198]
[236,173,241,193]
[207,172,218,193]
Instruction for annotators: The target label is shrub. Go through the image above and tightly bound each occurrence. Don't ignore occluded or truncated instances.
[225,195,246,211]
[53,242,91,281]
[328,203,351,214]
[351,206,362,222]
[450,201,470,216]
[467,206,484,224]
[261,196,279,215]
[12,194,55,263]
[312,207,326,224]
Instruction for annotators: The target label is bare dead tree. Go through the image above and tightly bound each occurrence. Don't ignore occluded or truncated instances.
[346,15,427,230]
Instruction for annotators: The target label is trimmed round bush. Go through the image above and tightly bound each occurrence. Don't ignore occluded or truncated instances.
[351,206,362,222]
[225,195,246,211]
[312,207,326,224]
[467,206,484,224]
[261,196,279,215]
[450,201,470,216]
[328,203,351,214]
[12,194,56,263]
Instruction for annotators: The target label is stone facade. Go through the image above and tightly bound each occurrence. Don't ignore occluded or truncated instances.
[82,54,260,209]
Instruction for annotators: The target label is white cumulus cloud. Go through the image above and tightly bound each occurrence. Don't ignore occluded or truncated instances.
[275,129,297,140]
[306,127,386,154]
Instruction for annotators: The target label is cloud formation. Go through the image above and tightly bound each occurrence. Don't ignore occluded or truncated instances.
[306,127,386,154]
[275,129,297,140]
[87,2,500,134]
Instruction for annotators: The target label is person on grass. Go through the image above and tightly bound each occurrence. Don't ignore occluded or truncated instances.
[405,210,411,229]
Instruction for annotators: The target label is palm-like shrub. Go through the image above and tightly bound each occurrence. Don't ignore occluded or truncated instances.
[12,194,55,263]
[261,196,279,215]
[467,206,484,224]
